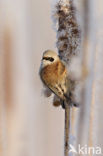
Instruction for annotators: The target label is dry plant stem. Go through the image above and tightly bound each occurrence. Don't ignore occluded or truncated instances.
[64,103,70,156]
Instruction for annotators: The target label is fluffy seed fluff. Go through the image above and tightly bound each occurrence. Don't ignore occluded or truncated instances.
[52,0,81,105]
[53,0,81,64]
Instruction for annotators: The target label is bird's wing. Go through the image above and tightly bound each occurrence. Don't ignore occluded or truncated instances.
[48,83,65,100]
[58,61,66,75]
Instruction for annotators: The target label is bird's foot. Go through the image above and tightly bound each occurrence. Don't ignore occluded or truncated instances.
[61,100,79,109]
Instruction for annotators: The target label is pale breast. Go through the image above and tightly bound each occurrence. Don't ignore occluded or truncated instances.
[40,61,60,85]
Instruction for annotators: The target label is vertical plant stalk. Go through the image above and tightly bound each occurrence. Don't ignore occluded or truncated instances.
[53,0,81,155]
[64,103,70,156]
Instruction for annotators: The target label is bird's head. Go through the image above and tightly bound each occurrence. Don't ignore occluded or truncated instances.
[41,50,59,68]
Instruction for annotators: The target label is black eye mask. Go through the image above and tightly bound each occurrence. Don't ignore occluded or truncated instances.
[43,57,54,62]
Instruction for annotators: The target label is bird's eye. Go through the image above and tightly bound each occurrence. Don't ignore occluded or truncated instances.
[49,57,54,62]
[43,57,54,62]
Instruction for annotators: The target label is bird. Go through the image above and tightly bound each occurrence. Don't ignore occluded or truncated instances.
[39,50,78,108]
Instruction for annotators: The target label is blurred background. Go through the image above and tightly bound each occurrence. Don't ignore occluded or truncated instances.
[0,0,64,156]
[0,0,103,156]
